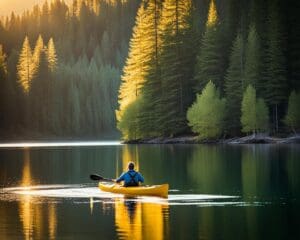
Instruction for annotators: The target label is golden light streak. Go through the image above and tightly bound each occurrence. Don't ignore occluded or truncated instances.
[48,203,57,240]
[90,197,94,215]
[19,148,34,240]
[115,200,169,240]
[121,145,140,173]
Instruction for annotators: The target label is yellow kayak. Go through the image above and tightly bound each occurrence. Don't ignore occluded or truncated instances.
[99,183,169,198]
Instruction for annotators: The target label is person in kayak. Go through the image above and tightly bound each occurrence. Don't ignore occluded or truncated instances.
[115,162,144,187]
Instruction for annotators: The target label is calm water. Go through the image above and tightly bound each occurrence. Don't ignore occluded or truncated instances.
[0,142,299,240]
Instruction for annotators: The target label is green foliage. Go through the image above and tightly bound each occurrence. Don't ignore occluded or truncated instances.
[117,96,143,141]
[265,0,288,106]
[0,0,139,137]
[284,91,300,133]
[241,85,257,133]
[0,0,298,138]
[224,34,244,134]
[158,0,196,136]
[194,0,225,92]
[241,85,269,133]
[187,81,226,139]
[256,98,269,132]
[244,25,262,93]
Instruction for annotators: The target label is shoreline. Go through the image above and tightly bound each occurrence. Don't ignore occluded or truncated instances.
[124,134,300,144]
[0,133,299,145]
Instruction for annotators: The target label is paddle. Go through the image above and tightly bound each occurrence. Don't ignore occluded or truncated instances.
[90,174,115,182]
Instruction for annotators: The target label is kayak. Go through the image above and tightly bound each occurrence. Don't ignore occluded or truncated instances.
[99,183,169,198]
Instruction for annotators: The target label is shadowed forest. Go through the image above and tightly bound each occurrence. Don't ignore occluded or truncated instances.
[0,0,299,140]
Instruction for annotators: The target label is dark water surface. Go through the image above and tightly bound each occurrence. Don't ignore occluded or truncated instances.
[0,142,299,240]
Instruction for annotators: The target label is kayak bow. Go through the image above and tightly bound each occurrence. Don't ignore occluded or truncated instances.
[99,183,169,198]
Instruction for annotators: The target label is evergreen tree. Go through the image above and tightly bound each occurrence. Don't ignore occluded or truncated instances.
[135,0,163,137]
[187,81,226,139]
[47,38,58,71]
[265,0,288,132]
[284,91,300,133]
[0,45,12,129]
[17,36,33,93]
[194,0,224,92]
[158,0,196,136]
[286,0,300,92]
[244,25,262,94]
[29,49,51,132]
[224,33,244,135]
[117,2,149,123]
[32,34,44,76]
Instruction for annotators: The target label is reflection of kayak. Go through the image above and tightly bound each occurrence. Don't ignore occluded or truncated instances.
[99,183,169,198]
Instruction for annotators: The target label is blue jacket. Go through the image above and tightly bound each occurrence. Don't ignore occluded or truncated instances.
[116,170,144,186]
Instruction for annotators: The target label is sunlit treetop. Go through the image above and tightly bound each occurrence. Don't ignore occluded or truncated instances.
[206,0,218,27]
[47,38,58,72]
[32,34,44,73]
[17,36,33,93]
[160,0,192,32]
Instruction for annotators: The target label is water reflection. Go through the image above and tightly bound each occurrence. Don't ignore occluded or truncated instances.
[241,145,271,197]
[18,148,58,240]
[115,198,169,240]
[116,145,140,178]
[0,144,299,240]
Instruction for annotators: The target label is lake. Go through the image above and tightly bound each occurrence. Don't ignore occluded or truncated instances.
[0,142,299,240]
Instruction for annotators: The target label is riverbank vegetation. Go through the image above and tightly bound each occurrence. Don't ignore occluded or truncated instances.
[117,0,300,140]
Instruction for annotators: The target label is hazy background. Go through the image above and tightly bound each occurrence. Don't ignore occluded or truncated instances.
[0,0,72,16]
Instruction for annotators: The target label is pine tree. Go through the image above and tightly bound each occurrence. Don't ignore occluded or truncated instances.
[187,81,226,139]
[194,0,224,92]
[117,2,149,123]
[224,33,244,135]
[244,25,262,94]
[284,91,300,133]
[158,0,196,136]
[0,45,9,128]
[47,38,58,71]
[17,36,33,93]
[135,0,163,137]
[29,49,51,132]
[32,34,44,76]
[265,0,288,132]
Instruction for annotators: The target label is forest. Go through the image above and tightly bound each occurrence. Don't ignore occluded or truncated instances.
[0,0,139,138]
[117,0,300,140]
[0,0,299,140]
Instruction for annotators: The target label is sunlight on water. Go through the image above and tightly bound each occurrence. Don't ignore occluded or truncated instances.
[0,141,122,148]
[1,184,244,207]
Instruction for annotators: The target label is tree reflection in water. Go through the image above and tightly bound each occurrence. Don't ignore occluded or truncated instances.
[115,197,169,240]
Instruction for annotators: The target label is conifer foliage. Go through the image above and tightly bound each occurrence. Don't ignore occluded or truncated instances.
[224,34,244,134]
[0,0,139,137]
[284,91,300,133]
[194,0,224,92]
[117,0,299,140]
[0,0,299,139]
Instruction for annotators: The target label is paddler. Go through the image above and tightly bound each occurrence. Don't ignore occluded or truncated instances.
[116,162,144,187]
